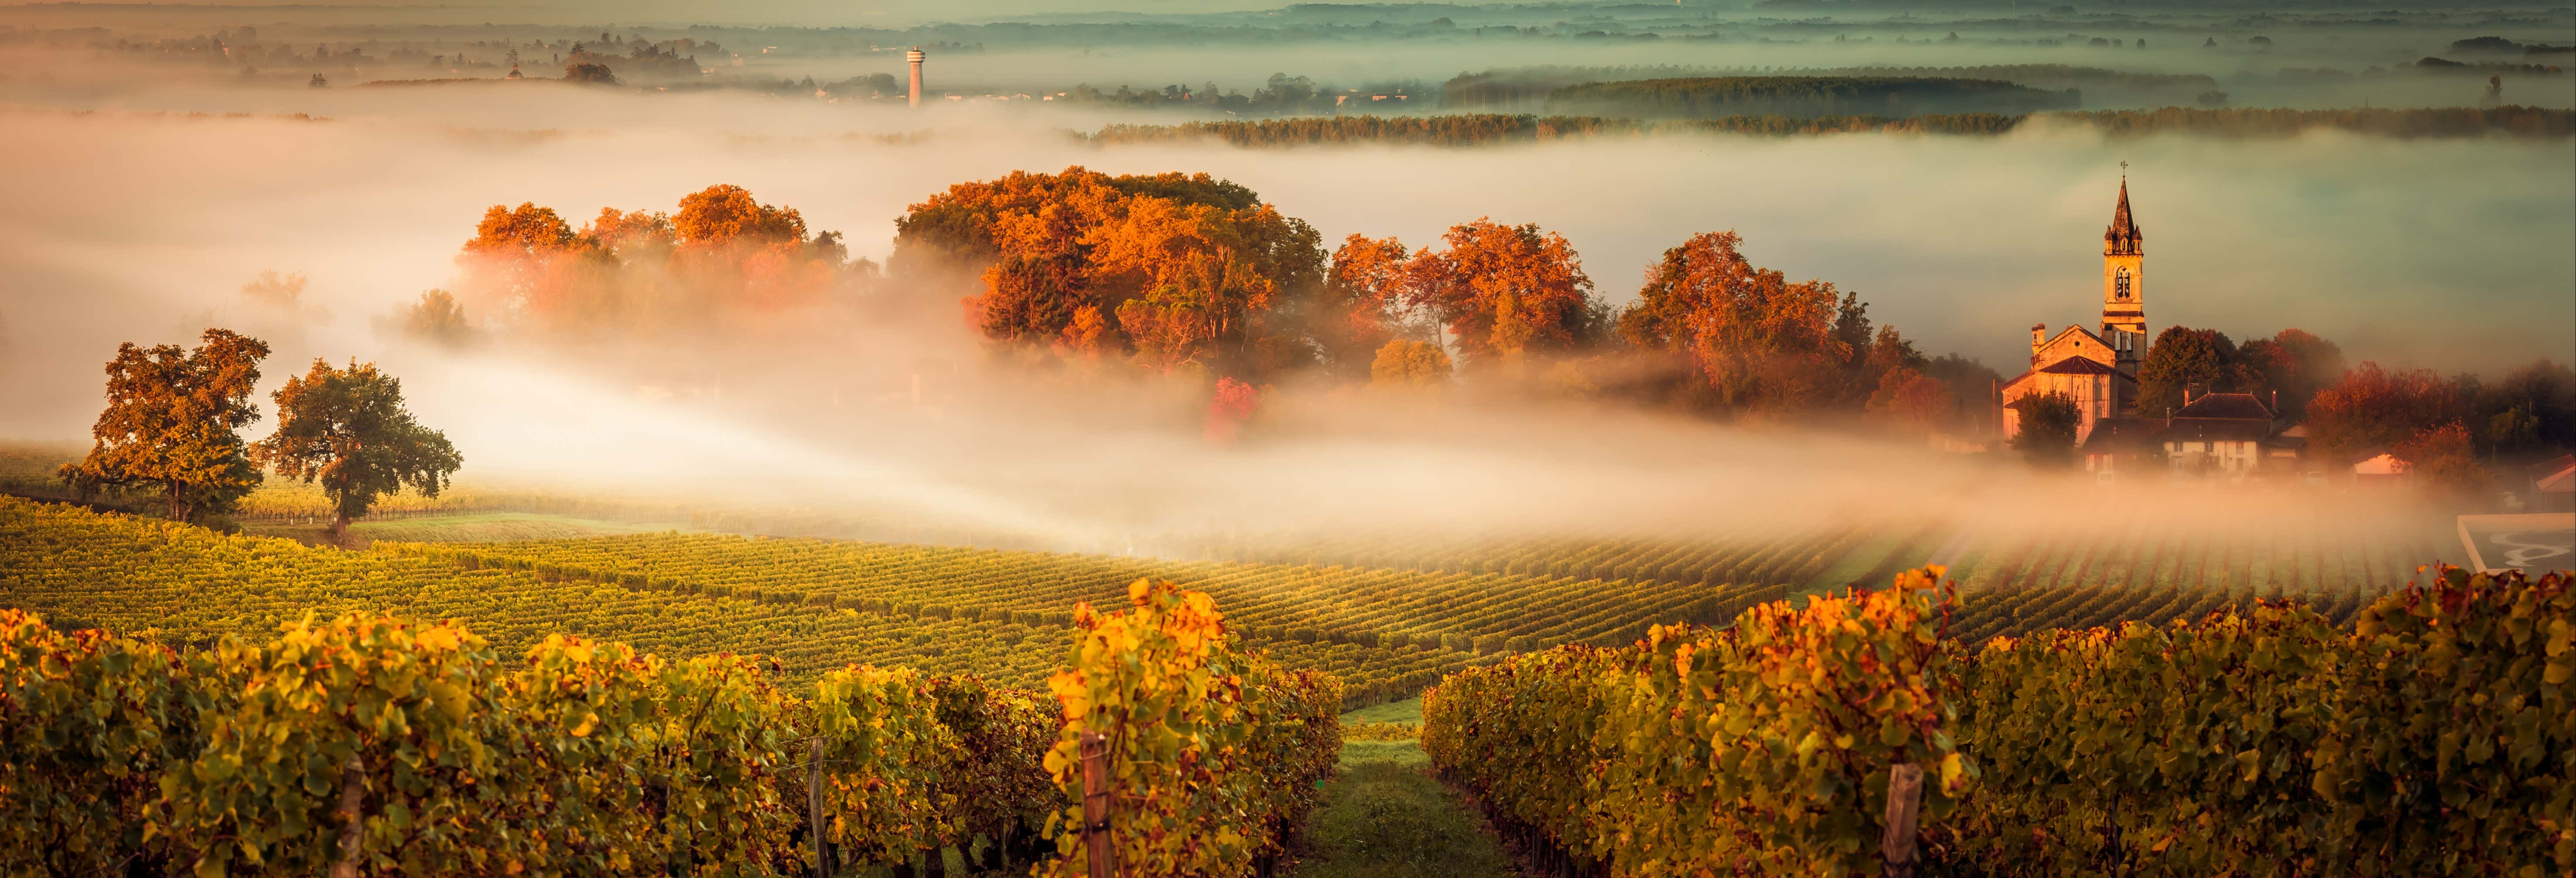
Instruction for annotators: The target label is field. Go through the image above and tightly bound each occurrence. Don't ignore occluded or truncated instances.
[0,489,2470,715]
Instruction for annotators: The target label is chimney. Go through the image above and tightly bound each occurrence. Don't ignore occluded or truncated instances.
[2030,323,2047,360]
[2270,389,2278,416]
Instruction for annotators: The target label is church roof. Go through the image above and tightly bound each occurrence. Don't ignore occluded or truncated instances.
[2000,352,2136,390]
[2172,392,2275,422]
[2105,177,2143,255]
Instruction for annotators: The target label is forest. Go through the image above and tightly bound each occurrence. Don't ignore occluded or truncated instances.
[1541,76,2083,119]
[1078,106,2576,146]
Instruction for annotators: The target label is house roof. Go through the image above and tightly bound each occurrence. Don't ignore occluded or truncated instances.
[2529,454,2575,480]
[2163,419,2272,443]
[2539,464,2575,493]
[2082,417,2168,454]
[2172,392,2275,422]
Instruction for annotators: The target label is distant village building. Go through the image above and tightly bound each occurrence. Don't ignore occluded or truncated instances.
[2160,391,2278,476]
[1999,177,2309,480]
[2000,178,2149,446]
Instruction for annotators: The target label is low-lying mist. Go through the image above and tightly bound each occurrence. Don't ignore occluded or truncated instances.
[1,92,2566,556]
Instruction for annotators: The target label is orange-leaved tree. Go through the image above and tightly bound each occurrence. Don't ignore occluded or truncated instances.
[1618,230,1858,414]
[1408,218,1603,365]
[58,328,271,523]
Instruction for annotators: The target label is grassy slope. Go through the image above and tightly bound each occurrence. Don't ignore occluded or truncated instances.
[245,512,681,548]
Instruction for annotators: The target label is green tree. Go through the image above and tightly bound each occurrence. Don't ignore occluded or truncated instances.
[57,329,271,523]
[2012,391,2081,468]
[2134,326,2247,418]
[251,359,463,543]
[2468,359,2576,455]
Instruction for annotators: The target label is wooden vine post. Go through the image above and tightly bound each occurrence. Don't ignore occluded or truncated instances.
[808,737,830,878]
[1881,763,1925,878]
[1080,731,1114,878]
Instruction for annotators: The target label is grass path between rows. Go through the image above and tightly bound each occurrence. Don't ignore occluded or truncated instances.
[1293,738,1518,878]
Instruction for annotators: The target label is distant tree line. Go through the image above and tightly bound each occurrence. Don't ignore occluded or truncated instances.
[1076,106,2575,147]
[1542,76,2082,119]
[1442,64,2213,108]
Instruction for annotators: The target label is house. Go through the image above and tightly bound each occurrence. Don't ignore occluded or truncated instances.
[2353,450,2410,483]
[2081,416,2168,475]
[2001,177,2150,445]
[2532,454,2576,511]
[2161,391,2277,477]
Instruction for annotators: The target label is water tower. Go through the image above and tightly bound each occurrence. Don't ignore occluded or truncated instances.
[907,47,925,108]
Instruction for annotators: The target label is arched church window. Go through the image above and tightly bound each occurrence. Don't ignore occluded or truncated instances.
[2115,267,2132,299]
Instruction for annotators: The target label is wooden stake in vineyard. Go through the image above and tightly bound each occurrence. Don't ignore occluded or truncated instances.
[1080,731,1114,878]
[1881,763,1925,878]
[809,737,830,878]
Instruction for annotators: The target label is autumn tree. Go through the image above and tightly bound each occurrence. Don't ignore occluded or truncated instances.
[1867,368,1958,435]
[2236,328,2344,417]
[891,167,1323,378]
[1314,234,1419,380]
[58,329,271,523]
[1617,230,1857,414]
[1369,339,1452,388]
[454,186,860,334]
[456,201,600,326]
[2134,326,2251,417]
[2304,361,2466,464]
[250,359,463,543]
[1408,218,1603,364]
[2011,391,2082,468]
[2393,421,2489,500]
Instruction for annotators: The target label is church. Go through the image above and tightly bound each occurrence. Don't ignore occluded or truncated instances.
[1999,178,2149,445]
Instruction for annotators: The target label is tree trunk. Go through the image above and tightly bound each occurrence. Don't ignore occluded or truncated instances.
[332,511,351,546]
[329,755,367,878]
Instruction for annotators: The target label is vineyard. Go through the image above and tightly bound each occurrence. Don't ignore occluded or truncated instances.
[1423,566,2576,876]
[379,532,1797,656]
[0,579,1339,877]
[0,498,1466,697]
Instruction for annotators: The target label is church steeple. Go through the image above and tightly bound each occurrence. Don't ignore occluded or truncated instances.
[2104,176,2142,256]
[2100,174,2146,375]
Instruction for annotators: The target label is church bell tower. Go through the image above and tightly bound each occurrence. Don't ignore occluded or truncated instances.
[2100,176,2146,375]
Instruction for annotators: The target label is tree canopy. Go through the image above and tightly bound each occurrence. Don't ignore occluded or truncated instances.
[1617,230,1866,415]
[58,329,271,523]
[2304,361,2465,464]
[2011,391,2082,468]
[250,359,463,541]
[891,167,1324,378]
[1408,218,1606,365]
[2135,326,2250,417]
[454,185,865,335]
